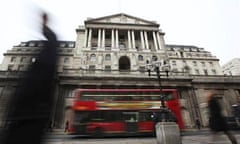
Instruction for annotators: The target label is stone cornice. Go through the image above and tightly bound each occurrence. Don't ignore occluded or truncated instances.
[84,23,160,31]
[168,57,220,61]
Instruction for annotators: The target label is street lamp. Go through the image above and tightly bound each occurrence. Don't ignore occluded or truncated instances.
[146,59,170,108]
[146,59,180,143]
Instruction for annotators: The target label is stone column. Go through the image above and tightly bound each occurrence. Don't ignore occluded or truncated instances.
[87,28,92,48]
[128,30,132,49]
[102,29,105,48]
[156,32,162,50]
[111,29,115,48]
[131,30,135,50]
[140,31,145,49]
[152,31,158,51]
[115,29,119,48]
[97,29,101,48]
[144,31,149,50]
[83,28,88,48]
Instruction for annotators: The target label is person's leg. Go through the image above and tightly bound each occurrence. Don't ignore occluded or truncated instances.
[224,131,237,144]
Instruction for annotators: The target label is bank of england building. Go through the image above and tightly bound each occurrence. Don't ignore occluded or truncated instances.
[0,13,239,129]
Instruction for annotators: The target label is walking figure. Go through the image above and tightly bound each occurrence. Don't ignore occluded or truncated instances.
[208,91,238,144]
[47,120,53,132]
[2,12,58,144]
[195,119,201,130]
[65,120,69,132]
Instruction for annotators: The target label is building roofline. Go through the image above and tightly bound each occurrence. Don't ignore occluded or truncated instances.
[84,13,160,27]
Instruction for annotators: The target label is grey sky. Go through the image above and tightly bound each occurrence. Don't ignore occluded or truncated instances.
[1,0,239,65]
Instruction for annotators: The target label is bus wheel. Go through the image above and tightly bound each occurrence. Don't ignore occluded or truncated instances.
[94,127,103,138]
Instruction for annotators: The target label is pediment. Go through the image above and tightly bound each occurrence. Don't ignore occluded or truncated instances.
[85,13,159,26]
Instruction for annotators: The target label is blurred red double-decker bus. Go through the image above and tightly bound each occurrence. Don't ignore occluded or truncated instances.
[69,89,184,136]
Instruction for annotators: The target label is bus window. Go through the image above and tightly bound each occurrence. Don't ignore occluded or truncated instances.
[123,112,137,122]
[139,112,153,121]
[75,111,90,123]
[164,93,173,100]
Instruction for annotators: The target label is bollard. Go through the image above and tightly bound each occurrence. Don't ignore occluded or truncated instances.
[155,122,181,144]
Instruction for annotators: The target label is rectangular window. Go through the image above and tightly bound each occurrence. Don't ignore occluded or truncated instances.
[105,54,111,61]
[172,61,176,66]
[119,35,125,40]
[212,69,217,75]
[201,62,205,67]
[89,65,96,73]
[92,43,97,47]
[209,62,213,67]
[64,57,70,63]
[193,61,197,66]
[8,65,14,71]
[63,66,69,72]
[139,66,145,73]
[105,44,111,50]
[10,57,16,62]
[204,69,208,75]
[68,43,74,47]
[105,34,111,39]
[105,65,111,72]
[187,53,192,57]
[195,69,200,75]
[172,68,178,72]
[92,33,98,38]
[29,42,35,47]
[60,43,66,47]
[119,43,126,49]
[20,57,26,63]
[18,65,24,71]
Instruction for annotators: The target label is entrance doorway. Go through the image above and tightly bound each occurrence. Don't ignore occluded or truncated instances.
[119,56,130,71]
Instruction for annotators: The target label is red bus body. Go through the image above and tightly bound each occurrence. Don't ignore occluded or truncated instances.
[69,89,184,136]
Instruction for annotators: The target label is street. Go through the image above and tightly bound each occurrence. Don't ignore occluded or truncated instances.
[43,130,240,144]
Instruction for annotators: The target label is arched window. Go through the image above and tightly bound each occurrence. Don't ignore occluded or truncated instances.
[90,54,96,61]
[105,54,111,61]
[138,55,143,61]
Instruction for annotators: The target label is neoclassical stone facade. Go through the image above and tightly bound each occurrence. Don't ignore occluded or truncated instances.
[0,13,239,129]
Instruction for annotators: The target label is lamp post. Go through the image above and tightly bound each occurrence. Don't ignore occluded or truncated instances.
[147,60,181,143]
[146,59,170,108]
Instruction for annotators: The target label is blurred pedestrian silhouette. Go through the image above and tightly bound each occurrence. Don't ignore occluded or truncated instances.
[46,120,53,132]
[64,120,69,133]
[207,91,238,144]
[2,12,58,144]
[195,118,201,130]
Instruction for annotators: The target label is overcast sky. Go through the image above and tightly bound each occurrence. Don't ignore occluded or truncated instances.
[0,0,239,65]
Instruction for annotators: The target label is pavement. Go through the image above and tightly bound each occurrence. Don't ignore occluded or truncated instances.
[46,128,216,135]
[3,127,240,143]
[45,128,240,144]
